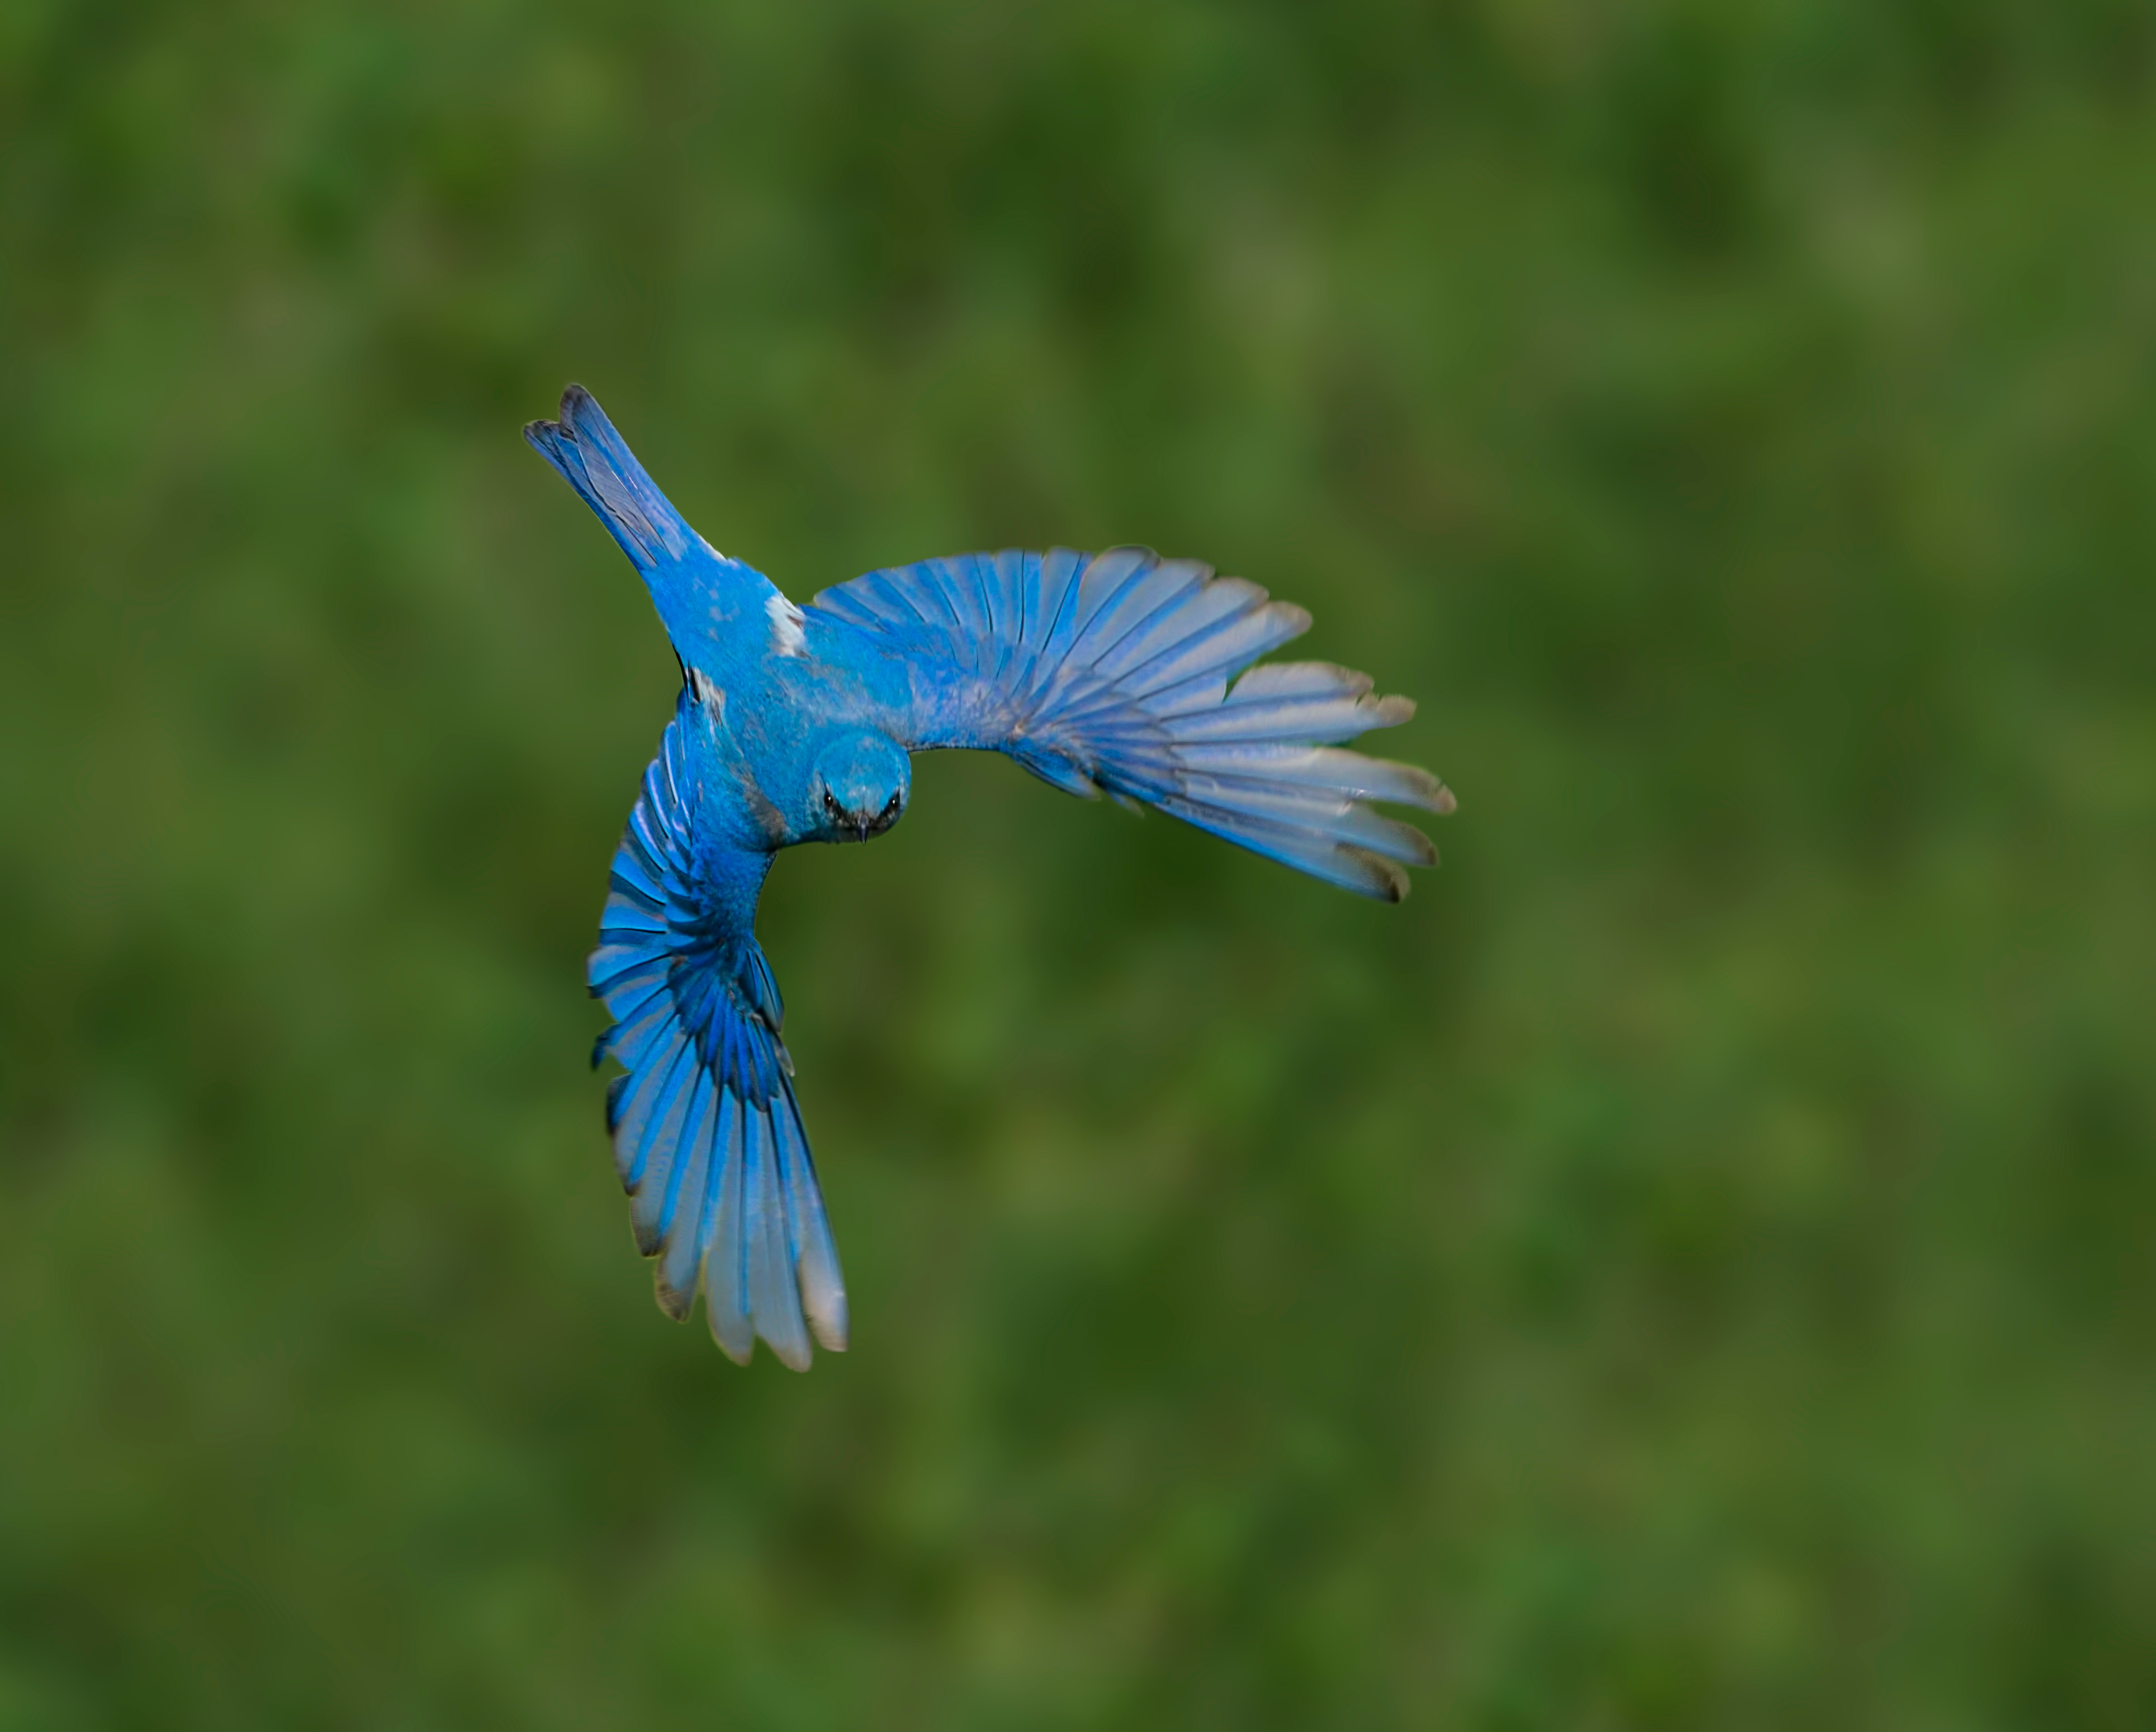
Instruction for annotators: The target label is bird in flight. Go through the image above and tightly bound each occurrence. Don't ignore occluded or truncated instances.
[527,386,1454,1369]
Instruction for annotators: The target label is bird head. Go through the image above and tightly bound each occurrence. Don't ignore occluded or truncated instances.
[808,729,910,843]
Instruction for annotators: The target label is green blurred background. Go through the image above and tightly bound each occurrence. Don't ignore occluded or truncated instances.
[4,1,2154,1725]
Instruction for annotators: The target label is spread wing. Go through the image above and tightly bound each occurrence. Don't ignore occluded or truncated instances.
[588,691,846,1368]
[807,548,1455,900]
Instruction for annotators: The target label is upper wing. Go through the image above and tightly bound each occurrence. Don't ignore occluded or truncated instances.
[588,690,846,1369]
[807,548,1455,900]
[525,386,779,669]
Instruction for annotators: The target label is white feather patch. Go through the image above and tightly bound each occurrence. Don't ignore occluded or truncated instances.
[766,591,807,656]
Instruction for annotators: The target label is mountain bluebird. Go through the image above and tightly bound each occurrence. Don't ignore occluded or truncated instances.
[527,386,1454,1369]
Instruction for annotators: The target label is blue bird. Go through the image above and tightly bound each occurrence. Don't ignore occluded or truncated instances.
[527,386,1455,1369]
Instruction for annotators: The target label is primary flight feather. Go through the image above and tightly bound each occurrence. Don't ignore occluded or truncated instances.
[527,385,1455,1369]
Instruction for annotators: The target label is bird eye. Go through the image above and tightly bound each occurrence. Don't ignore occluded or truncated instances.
[885,791,902,813]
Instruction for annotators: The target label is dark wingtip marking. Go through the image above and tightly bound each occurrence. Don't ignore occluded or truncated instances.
[1433,783,1458,816]
[1395,823,1439,869]
[1343,846,1411,903]
[653,1269,695,1322]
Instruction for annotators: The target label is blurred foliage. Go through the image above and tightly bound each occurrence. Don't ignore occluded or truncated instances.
[4,0,2155,1726]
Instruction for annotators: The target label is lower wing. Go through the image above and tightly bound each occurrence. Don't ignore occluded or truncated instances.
[588,691,846,1368]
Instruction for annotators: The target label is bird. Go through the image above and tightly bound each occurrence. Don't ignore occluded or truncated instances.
[526,385,1455,1370]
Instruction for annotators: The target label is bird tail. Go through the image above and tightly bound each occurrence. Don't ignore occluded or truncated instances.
[525,387,778,660]
[524,385,700,576]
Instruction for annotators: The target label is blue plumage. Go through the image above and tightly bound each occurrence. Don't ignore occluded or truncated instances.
[528,386,1454,1368]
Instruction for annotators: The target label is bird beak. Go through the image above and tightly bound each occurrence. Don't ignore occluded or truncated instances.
[855,817,870,843]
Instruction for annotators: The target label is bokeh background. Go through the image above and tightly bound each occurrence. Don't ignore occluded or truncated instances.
[4,2,2154,1725]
